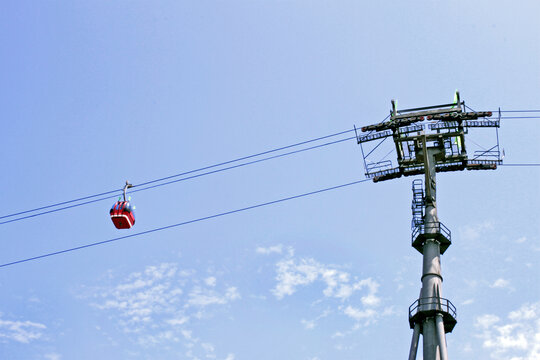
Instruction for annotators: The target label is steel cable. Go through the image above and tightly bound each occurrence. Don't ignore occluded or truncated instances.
[0,129,357,221]
[0,178,370,268]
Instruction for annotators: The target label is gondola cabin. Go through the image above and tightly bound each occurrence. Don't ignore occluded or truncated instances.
[110,201,135,229]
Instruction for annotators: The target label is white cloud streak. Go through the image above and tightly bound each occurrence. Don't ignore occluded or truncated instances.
[44,353,62,360]
[0,318,46,344]
[270,250,387,329]
[301,309,331,330]
[85,262,239,358]
[205,277,217,287]
[490,278,510,289]
[459,221,494,242]
[475,302,540,359]
[272,257,380,306]
[256,244,283,255]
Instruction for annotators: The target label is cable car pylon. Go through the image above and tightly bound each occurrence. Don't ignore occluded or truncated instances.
[356,91,502,360]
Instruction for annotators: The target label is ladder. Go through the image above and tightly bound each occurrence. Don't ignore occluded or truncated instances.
[411,179,425,230]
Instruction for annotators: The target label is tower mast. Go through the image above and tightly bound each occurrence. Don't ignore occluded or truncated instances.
[355,91,501,360]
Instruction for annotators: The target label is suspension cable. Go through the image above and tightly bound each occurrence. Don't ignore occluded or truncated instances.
[2,108,539,224]
[0,178,370,268]
[0,129,356,221]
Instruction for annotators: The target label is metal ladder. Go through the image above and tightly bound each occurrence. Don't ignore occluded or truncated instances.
[411,179,425,230]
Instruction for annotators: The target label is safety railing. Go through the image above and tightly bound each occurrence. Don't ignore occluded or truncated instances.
[357,129,392,144]
[411,221,451,244]
[429,121,460,131]
[366,160,392,173]
[398,124,424,136]
[463,119,499,128]
[366,161,401,179]
[409,297,456,319]
[472,150,501,161]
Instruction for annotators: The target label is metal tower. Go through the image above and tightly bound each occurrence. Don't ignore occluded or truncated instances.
[355,92,502,360]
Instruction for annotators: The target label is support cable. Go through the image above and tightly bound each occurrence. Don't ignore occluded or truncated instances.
[494,110,540,113]
[500,163,540,167]
[0,178,370,268]
[0,136,355,226]
[465,105,540,118]
[1,108,539,223]
[500,116,540,119]
[0,129,356,221]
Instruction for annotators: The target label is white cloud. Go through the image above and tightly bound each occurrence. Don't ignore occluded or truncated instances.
[459,221,494,242]
[166,316,189,326]
[85,262,239,359]
[90,263,239,329]
[272,256,380,306]
[205,277,217,287]
[181,329,195,341]
[256,244,283,255]
[187,286,240,308]
[272,257,319,299]
[301,319,316,330]
[343,306,377,322]
[225,287,240,301]
[462,298,475,305]
[270,249,387,332]
[509,303,539,321]
[381,306,397,316]
[462,343,473,353]
[301,309,331,330]
[355,278,380,307]
[490,278,510,289]
[44,354,62,360]
[516,236,527,244]
[0,318,46,344]
[476,314,500,329]
[202,342,215,354]
[475,302,540,359]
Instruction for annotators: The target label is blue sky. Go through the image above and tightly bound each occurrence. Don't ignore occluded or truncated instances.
[1,1,539,359]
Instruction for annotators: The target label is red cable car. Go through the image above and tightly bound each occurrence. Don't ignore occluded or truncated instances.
[110,181,135,229]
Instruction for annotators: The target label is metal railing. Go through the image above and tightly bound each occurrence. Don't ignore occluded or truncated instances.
[472,149,501,160]
[411,221,451,244]
[467,159,501,166]
[398,124,424,136]
[357,129,392,144]
[409,297,457,319]
[365,161,401,179]
[429,121,459,131]
[463,119,499,128]
[366,160,392,173]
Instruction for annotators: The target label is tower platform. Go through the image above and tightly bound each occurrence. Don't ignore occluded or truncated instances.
[409,297,457,333]
[411,221,451,254]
